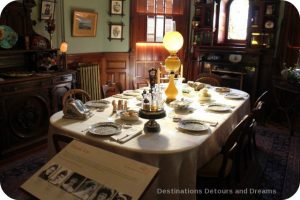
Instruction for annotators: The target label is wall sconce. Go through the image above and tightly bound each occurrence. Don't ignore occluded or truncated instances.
[60,42,68,70]
[163,31,184,103]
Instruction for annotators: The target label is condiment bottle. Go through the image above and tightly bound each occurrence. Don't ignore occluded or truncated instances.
[143,98,150,111]
[118,100,123,110]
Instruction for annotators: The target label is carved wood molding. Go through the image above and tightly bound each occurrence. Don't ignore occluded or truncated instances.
[67,52,131,89]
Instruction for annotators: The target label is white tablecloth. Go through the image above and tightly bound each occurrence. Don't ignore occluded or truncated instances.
[48,87,250,200]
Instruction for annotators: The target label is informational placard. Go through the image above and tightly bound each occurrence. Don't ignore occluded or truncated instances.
[22,140,158,200]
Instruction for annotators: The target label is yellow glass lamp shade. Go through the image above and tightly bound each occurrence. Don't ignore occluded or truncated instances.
[163,31,183,72]
[163,31,184,54]
[60,42,68,53]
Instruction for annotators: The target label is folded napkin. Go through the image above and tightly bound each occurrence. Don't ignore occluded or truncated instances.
[111,128,143,143]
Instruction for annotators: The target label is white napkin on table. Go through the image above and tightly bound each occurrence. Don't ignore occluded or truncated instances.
[111,127,143,143]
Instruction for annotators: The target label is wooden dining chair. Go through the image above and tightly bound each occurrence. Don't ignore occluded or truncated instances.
[102,81,123,98]
[62,89,91,109]
[197,114,254,181]
[132,78,149,89]
[253,90,269,126]
[250,100,265,149]
[53,134,74,153]
[195,73,222,86]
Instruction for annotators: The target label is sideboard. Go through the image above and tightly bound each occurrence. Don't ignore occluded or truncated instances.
[0,71,75,158]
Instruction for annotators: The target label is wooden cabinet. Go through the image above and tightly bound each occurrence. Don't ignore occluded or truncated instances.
[0,71,75,158]
[192,1,216,46]
[189,0,280,101]
[248,0,279,48]
[192,46,260,98]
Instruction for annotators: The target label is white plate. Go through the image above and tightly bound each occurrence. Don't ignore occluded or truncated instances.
[207,104,231,112]
[88,122,122,136]
[123,90,141,96]
[85,100,110,108]
[224,93,244,99]
[178,119,209,132]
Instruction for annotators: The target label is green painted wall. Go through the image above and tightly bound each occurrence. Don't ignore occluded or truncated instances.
[63,0,130,54]
[29,0,130,54]
[30,0,59,49]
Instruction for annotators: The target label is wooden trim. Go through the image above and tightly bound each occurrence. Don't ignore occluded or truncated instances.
[66,52,131,90]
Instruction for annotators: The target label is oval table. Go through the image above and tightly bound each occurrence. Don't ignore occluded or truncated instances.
[48,87,250,200]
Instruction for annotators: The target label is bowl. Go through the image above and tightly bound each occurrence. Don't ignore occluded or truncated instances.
[170,99,192,110]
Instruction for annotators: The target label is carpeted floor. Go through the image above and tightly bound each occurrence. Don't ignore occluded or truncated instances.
[196,126,300,200]
[0,126,299,200]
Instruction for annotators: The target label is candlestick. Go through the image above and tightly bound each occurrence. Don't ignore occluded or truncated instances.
[157,68,160,85]
[180,64,183,78]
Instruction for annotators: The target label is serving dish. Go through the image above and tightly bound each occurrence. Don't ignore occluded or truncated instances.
[120,110,139,121]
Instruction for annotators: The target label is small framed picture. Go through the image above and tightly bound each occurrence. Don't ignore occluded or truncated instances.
[265,4,274,15]
[110,0,125,15]
[40,0,56,20]
[108,23,124,41]
[72,11,98,37]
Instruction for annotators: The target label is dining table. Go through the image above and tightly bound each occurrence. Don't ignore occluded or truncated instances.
[47,84,250,200]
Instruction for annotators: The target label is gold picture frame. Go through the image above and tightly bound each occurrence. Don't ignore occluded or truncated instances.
[72,11,98,37]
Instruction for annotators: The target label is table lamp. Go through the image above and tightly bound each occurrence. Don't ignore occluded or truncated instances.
[163,31,184,103]
[60,42,68,70]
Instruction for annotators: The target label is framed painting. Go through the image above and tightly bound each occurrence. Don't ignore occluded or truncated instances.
[108,23,124,41]
[110,0,125,16]
[40,0,56,20]
[72,11,98,37]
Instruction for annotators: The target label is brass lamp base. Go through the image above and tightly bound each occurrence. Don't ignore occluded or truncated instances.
[165,72,178,103]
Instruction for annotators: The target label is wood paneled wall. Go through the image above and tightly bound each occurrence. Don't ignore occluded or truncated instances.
[67,52,131,90]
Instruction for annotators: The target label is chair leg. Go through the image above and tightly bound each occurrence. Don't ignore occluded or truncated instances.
[252,131,257,149]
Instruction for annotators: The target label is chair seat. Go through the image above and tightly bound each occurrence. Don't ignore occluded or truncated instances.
[197,154,233,178]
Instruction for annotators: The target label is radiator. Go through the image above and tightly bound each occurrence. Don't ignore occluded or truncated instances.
[78,64,101,100]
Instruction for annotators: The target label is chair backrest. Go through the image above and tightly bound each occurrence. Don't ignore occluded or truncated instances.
[254,91,269,108]
[102,81,123,98]
[252,101,266,125]
[62,89,91,109]
[53,134,73,153]
[132,78,149,89]
[222,114,253,155]
[195,73,222,86]
[218,114,254,177]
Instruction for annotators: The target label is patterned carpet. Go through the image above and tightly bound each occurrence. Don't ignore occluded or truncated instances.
[0,126,299,200]
[197,126,300,200]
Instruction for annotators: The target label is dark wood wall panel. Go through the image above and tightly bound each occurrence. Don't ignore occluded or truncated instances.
[67,52,131,90]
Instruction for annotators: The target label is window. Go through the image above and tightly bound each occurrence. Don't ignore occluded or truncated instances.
[227,0,249,40]
[146,0,174,42]
[217,0,249,44]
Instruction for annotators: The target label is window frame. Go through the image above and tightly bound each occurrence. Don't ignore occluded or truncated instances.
[217,0,249,45]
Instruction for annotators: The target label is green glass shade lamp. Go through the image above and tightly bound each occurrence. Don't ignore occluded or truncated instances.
[163,31,184,103]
